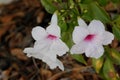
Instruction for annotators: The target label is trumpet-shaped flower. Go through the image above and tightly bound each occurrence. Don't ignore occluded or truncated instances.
[23,13,69,70]
[70,18,114,59]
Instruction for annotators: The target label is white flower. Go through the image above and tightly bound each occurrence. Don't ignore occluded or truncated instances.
[23,13,69,70]
[70,18,114,59]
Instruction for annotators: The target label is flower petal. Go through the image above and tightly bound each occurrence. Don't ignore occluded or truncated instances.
[88,20,105,34]
[72,26,89,44]
[102,31,114,45]
[32,26,47,41]
[70,41,87,54]
[24,40,52,59]
[78,18,87,28]
[24,46,64,70]
[46,12,60,37]
[51,39,69,56]
[23,47,44,59]
[23,48,34,57]
[42,52,56,68]
[42,51,64,70]
[51,12,57,25]
[46,24,61,38]
[34,40,51,52]
[43,56,64,70]
[85,44,104,59]
[56,59,64,71]
[92,34,103,45]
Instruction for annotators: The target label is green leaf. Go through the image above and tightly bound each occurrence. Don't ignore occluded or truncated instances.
[92,56,104,73]
[81,0,93,4]
[113,15,120,28]
[81,2,111,23]
[106,47,120,65]
[41,0,57,14]
[58,21,68,32]
[72,54,87,65]
[112,26,120,41]
[112,16,120,41]
[58,13,68,32]
[97,0,109,6]
[61,31,73,48]
[103,58,119,80]
[111,0,120,3]
[110,49,120,65]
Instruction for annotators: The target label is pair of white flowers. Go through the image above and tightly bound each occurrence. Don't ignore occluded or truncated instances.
[23,13,114,70]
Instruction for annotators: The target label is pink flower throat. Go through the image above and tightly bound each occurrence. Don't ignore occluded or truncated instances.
[47,34,57,40]
[84,34,95,41]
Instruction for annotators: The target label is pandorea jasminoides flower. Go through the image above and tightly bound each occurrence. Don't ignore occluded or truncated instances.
[70,18,114,59]
[23,13,69,70]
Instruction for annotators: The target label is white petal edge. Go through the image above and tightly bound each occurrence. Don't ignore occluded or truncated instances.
[102,31,114,45]
[23,47,44,58]
[46,24,61,38]
[44,58,64,71]
[42,51,64,70]
[70,41,87,54]
[23,48,34,57]
[51,12,58,25]
[32,26,47,41]
[51,39,69,56]
[24,48,64,70]
[56,59,64,71]
[85,44,104,59]
[42,56,57,69]
[72,26,89,44]
[88,20,105,34]
[78,18,87,28]
[46,12,61,37]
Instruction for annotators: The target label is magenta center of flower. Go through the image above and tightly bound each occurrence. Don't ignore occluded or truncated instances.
[84,34,95,42]
[47,34,57,40]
